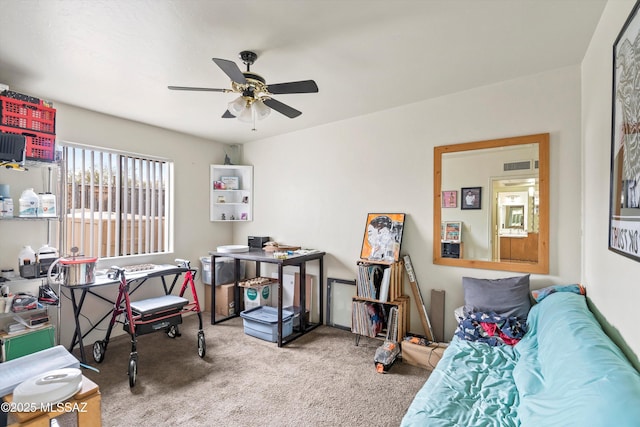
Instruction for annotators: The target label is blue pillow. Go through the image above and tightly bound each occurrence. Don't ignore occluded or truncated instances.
[463,275,531,321]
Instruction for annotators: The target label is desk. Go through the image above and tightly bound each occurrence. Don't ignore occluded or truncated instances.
[210,249,325,347]
[62,265,187,364]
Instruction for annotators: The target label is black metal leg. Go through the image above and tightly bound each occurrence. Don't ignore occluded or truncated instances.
[319,257,324,324]
[69,289,87,363]
[299,262,307,332]
[211,255,217,325]
[234,258,241,315]
[277,264,284,347]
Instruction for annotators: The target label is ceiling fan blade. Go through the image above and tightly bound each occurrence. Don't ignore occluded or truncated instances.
[267,80,319,94]
[168,86,229,92]
[212,58,247,84]
[222,110,235,118]
[263,98,302,118]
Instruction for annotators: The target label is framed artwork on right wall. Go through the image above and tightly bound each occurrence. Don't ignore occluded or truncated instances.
[609,0,640,262]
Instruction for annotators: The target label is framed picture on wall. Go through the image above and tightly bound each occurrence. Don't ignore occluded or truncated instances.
[360,213,406,262]
[442,190,458,208]
[609,1,640,262]
[461,187,482,210]
[442,221,462,242]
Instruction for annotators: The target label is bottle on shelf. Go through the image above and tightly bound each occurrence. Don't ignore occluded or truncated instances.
[18,245,39,279]
[18,245,36,266]
[37,192,56,217]
[1,196,13,217]
[0,183,10,217]
[18,188,39,217]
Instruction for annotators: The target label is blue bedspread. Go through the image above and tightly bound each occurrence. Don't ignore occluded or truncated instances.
[401,292,640,427]
[401,336,519,427]
[514,292,640,427]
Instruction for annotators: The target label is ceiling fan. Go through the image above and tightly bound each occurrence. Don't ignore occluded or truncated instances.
[168,50,318,123]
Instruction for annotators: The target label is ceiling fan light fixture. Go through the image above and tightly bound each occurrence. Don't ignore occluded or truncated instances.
[237,104,254,123]
[253,100,271,120]
[227,96,248,117]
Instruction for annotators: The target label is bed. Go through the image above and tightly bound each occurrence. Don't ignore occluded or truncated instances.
[401,277,640,426]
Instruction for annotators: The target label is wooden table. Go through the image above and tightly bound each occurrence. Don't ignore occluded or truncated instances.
[4,375,101,427]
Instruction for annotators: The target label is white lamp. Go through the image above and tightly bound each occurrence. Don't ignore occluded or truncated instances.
[253,100,271,120]
[227,96,247,117]
[237,105,254,123]
[228,96,272,128]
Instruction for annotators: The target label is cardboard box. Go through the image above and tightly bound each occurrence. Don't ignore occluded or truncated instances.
[204,283,237,317]
[270,272,315,321]
[243,284,272,310]
[401,340,448,370]
[216,283,236,317]
[204,284,212,312]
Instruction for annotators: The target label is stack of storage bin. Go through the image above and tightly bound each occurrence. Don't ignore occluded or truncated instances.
[0,90,56,162]
[200,256,246,316]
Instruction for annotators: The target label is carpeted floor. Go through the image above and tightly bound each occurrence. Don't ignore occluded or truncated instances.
[61,313,431,426]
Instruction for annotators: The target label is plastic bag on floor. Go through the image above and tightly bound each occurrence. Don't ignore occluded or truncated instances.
[374,340,400,373]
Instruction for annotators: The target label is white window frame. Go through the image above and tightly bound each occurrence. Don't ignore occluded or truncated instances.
[61,142,174,259]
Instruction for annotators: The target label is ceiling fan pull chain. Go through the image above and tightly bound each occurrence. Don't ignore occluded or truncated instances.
[251,104,257,131]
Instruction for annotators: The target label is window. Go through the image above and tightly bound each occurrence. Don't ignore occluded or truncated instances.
[62,143,173,258]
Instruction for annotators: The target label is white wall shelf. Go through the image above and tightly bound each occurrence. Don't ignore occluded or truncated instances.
[210,164,253,222]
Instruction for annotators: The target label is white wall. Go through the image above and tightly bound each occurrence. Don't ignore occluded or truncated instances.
[582,0,640,363]
[241,66,583,341]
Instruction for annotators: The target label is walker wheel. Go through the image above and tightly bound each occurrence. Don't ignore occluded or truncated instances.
[198,331,206,358]
[167,324,180,338]
[128,356,137,388]
[93,340,106,363]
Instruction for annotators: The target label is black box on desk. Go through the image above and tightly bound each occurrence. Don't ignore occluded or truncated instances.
[248,236,269,248]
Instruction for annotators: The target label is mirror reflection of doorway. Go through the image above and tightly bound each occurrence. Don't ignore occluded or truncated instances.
[491,178,539,262]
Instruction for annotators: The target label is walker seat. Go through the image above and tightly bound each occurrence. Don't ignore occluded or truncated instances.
[124,295,188,336]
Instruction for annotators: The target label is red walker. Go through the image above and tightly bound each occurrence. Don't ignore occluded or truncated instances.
[92,259,206,387]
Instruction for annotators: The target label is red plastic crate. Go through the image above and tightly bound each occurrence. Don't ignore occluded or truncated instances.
[0,126,55,162]
[0,95,56,134]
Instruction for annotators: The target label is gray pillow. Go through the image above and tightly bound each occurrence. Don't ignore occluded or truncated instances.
[462,275,531,321]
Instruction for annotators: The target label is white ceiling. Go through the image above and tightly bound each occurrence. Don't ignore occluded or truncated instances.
[0,0,607,145]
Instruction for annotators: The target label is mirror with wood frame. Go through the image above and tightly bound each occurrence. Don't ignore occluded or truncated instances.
[433,133,549,274]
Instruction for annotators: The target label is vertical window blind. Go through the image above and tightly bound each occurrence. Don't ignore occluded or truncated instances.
[62,144,173,258]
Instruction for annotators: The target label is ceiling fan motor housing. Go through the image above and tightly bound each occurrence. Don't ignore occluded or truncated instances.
[240,50,258,68]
